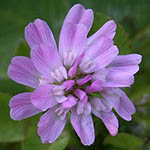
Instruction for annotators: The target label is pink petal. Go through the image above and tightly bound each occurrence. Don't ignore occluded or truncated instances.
[74,89,88,103]
[92,108,118,136]
[31,85,58,111]
[80,45,118,73]
[92,68,108,82]
[117,88,136,113]
[84,102,92,115]
[8,56,40,88]
[103,69,134,87]
[38,106,67,143]
[62,95,77,109]
[62,80,75,91]
[76,101,84,115]
[59,22,87,61]
[68,53,85,78]
[9,92,41,120]
[88,20,116,45]
[31,44,63,80]
[101,88,136,121]
[77,75,91,86]
[25,19,57,49]
[62,4,94,33]
[86,37,114,58]
[70,108,95,146]
[85,80,103,93]
[80,38,116,73]
[110,54,142,74]
[90,97,112,112]
[93,45,119,72]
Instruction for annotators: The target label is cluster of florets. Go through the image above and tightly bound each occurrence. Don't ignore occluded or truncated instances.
[8,4,142,146]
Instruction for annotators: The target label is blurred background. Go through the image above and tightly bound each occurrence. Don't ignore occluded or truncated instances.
[0,0,150,150]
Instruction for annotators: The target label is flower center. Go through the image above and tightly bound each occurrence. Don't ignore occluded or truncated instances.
[54,72,103,104]
[63,52,77,68]
[39,53,104,118]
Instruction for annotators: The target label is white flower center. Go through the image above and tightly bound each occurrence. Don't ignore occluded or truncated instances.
[79,57,95,73]
[51,66,68,82]
[64,51,77,67]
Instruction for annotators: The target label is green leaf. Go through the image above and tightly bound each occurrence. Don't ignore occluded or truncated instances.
[22,115,50,150]
[89,92,103,99]
[114,24,131,55]
[49,130,70,150]
[133,94,150,132]
[126,26,150,129]
[132,26,150,72]
[128,75,150,101]
[142,137,150,150]
[72,0,150,35]
[0,142,21,150]
[89,12,131,55]
[15,40,30,57]
[0,78,28,95]
[0,93,24,142]
[104,133,142,150]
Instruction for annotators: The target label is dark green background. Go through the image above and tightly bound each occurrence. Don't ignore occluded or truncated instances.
[0,0,149,150]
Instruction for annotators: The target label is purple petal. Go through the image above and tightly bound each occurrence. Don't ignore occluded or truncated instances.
[38,106,67,143]
[77,101,84,115]
[85,80,103,93]
[62,4,94,33]
[101,88,136,121]
[62,95,77,109]
[84,102,92,115]
[71,108,95,146]
[25,19,57,49]
[115,88,136,118]
[62,80,75,91]
[8,56,40,88]
[59,22,87,63]
[88,20,116,45]
[110,54,142,74]
[86,37,114,58]
[103,69,134,87]
[68,53,84,78]
[92,68,108,82]
[39,78,51,86]
[76,102,91,116]
[90,97,112,112]
[74,89,88,103]
[31,85,58,111]
[93,45,119,71]
[31,44,63,81]
[9,92,41,120]
[80,38,115,73]
[77,75,91,86]
[92,108,118,136]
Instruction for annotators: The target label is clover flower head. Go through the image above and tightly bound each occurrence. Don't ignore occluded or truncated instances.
[8,4,142,146]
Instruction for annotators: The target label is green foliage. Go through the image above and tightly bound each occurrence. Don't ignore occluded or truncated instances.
[72,0,150,35]
[49,130,70,150]
[132,26,150,72]
[0,78,28,95]
[0,93,24,142]
[22,115,50,150]
[15,41,30,57]
[104,133,142,150]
